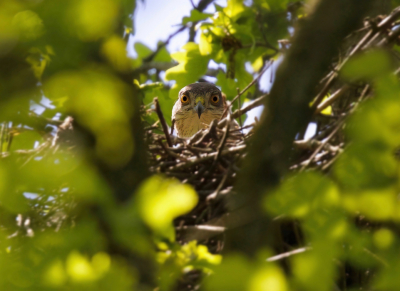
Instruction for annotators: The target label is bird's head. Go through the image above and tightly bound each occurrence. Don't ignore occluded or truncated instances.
[176,82,223,119]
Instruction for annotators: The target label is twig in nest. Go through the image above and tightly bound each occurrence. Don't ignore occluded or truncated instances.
[300,118,345,171]
[170,119,175,136]
[294,139,342,153]
[190,119,218,146]
[169,145,245,171]
[231,94,267,119]
[236,88,243,127]
[206,167,230,203]
[312,10,400,111]
[266,247,311,262]
[214,113,231,165]
[153,97,172,147]
[158,140,187,161]
[315,86,349,114]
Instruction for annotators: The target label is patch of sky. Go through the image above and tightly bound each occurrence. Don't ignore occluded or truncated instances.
[304,122,317,140]
[259,57,282,93]
[30,96,55,115]
[242,103,264,134]
[202,76,217,83]
[128,0,227,58]
[52,112,62,121]
[23,192,39,199]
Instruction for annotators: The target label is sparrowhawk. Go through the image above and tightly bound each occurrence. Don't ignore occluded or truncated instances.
[172,82,227,138]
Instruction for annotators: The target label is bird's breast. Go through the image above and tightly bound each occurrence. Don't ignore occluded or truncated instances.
[175,109,222,138]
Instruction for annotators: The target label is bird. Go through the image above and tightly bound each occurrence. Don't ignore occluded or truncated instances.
[172,82,227,138]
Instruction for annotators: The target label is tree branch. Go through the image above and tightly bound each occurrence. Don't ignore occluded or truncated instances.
[228,0,374,255]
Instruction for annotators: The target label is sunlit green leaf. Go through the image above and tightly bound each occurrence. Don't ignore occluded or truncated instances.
[341,50,392,81]
[292,240,339,291]
[199,31,213,56]
[101,35,132,72]
[373,228,395,250]
[135,42,153,59]
[134,175,198,241]
[216,70,237,98]
[224,0,246,19]
[205,254,288,291]
[248,265,288,291]
[182,9,212,25]
[342,187,399,220]
[12,10,44,41]
[333,144,397,190]
[265,172,340,218]
[153,42,172,62]
[44,70,135,168]
[68,0,119,41]
[9,130,42,151]
[204,255,253,291]
[165,43,210,99]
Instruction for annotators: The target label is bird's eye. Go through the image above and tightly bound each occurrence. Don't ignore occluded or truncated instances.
[211,95,219,104]
[181,95,189,104]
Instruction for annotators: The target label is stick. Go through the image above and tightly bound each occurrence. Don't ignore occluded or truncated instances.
[153,97,172,147]
[315,86,349,114]
[266,247,311,262]
[231,94,267,118]
[300,118,345,171]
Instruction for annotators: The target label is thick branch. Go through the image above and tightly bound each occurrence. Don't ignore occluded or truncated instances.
[229,0,374,255]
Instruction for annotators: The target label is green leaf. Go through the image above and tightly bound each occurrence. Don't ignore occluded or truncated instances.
[235,54,254,92]
[44,70,135,168]
[134,175,198,241]
[342,187,399,220]
[265,172,340,218]
[204,255,253,291]
[251,56,263,72]
[248,265,288,291]
[216,71,237,98]
[12,10,44,41]
[199,31,213,56]
[153,43,172,62]
[265,0,289,11]
[341,50,392,81]
[292,240,339,291]
[224,0,246,19]
[165,43,210,99]
[67,0,119,41]
[101,35,132,72]
[333,144,397,190]
[346,97,400,148]
[204,254,288,291]
[141,87,175,125]
[134,80,164,91]
[9,130,42,151]
[182,10,212,25]
[134,42,153,59]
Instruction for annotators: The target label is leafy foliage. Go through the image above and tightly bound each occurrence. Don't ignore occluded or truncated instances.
[2,0,400,290]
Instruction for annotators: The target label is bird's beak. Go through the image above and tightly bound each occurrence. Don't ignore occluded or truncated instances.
[194,97,205,119]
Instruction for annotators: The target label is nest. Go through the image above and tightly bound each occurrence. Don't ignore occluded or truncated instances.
[143,8,400,259]
[144,95,264,252]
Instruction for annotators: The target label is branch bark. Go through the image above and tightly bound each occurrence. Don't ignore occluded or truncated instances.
[228,0,374,255]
